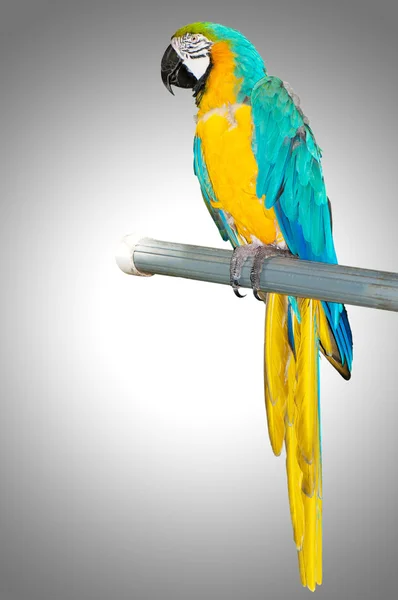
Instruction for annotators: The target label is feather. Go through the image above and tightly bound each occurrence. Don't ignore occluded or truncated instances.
[294,299,323,591]
[280,152,297,220]
[299,184,312,242]
[296,299,318,465]
[309,161,324,193]
[310,196,323,257]
[285,417,305,550]
[264,293,292,455]
[296,144,312,187]
[264,294,323,591]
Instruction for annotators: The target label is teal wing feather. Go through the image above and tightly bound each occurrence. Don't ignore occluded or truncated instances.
[251,75,352,374]
[252,75,334,263]
[193,136,240,248]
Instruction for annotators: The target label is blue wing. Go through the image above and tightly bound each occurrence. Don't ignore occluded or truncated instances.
[252,76,335,263]
[251,75,352,375]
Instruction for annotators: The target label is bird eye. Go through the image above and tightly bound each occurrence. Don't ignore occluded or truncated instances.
[191,34,199,43]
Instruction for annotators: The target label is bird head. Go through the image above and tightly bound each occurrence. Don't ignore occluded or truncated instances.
[161,22,266,105]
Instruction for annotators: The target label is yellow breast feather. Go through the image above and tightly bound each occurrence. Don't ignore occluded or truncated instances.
[196,104,284,246]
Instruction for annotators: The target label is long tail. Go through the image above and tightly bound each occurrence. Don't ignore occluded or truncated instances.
[264,294,324,591]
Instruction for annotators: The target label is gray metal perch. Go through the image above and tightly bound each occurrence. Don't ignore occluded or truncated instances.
[116,234,398,312]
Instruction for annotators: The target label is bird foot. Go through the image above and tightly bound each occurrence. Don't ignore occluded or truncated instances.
[230,244,293,300]
[250,245,292,301]
[230,244,260,298]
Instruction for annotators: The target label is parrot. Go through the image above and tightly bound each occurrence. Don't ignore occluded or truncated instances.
[161,22,353,592]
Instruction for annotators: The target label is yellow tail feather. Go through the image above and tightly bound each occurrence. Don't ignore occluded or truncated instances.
[264,295,323,592]
[264,293,290,456]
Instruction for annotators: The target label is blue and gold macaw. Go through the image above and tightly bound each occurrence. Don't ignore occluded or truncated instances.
[161,22,353,592]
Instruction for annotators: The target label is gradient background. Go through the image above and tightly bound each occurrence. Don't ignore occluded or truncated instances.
[1,1,397,599]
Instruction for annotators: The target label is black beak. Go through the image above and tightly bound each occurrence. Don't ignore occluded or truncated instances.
[161,44,197,95]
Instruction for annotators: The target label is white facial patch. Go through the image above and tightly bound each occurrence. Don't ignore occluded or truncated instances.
[183,55,210,80]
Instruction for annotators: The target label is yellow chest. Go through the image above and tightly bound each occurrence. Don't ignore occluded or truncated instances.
[196,104,283,246]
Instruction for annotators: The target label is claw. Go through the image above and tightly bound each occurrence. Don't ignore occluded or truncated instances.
[233,288,246,299]
[253,289,264,302]
[230,244,259,299]
[231,276,246,298]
